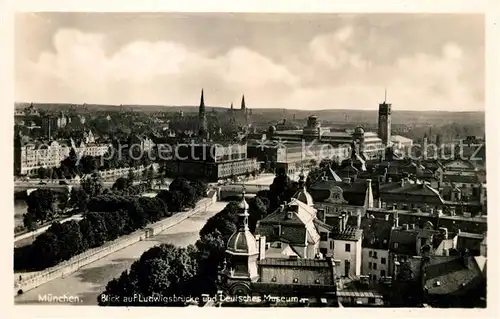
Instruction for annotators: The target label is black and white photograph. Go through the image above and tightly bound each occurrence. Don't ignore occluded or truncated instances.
[11,9,491,310]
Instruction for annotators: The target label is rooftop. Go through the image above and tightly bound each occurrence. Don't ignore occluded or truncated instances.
[258,257,333,269]
[330,226,363,241]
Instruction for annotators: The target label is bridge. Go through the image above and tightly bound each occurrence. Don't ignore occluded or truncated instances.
[218,183,269,200]
[14,181,117,197]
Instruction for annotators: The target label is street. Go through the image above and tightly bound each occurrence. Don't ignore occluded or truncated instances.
[14,201,228,305]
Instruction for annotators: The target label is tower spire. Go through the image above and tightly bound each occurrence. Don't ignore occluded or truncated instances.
[241,95,246,110]
[198,88,207,139]
[238,181,250,231]
[384,88,387,103]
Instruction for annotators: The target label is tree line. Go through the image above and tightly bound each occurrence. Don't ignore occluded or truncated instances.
[15,176,207,272]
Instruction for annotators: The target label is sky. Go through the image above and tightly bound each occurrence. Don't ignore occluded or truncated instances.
[15,13,485,111]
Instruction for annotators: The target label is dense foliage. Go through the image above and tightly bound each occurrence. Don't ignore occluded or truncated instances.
[14,177,207,272]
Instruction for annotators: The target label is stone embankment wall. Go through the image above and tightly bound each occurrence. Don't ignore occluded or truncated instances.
[14,193,216,296]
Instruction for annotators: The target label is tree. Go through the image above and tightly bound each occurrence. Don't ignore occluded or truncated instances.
[81,172,104,198]
[37,167,48,179]
[26,189,58,224]
[268,174,297,212]
[69,187,89,212]
[112,177,132,191]
[248,196,269,232]
[99,244,199,306]
[30,231,61,269]
[79,156,98,176]
[195,230,226,295]
[85,212,108,247]
[22,212,36,231]
[58,191,70,214]
[127,169,135,184]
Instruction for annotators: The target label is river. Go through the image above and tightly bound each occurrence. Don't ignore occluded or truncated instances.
[14,200,229,305]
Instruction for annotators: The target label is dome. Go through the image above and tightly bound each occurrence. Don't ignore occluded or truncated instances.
[293,187,314,206]
[238,196,250,210]
[354,126,365,134]
[226,230,259,255]
[268,125,276,134]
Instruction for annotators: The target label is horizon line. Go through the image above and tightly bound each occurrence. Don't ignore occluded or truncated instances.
[14,101,485,113]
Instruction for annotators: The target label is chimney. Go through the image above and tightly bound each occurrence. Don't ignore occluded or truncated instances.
[317,208,326,223]
[403,224,409,230]
[438,227,448,240]
[411,224,416,230]
[342,212,348,231]
[400,179,405,187]
[256,235,266,260]
[356,214,362,228]
[327,256,337,283]
[429,208,434,215]
[385,214,390,221]
[394,211,400,227]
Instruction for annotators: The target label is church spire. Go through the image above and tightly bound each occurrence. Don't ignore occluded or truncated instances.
[199,89,205,116]
[198,89,207,139]
[241,95,246,110]
[364,179,374,209]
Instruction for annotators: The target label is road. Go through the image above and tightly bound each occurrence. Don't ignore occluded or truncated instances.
[14,201,228,306]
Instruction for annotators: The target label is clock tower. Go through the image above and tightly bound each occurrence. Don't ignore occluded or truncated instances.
[378,90,392,146]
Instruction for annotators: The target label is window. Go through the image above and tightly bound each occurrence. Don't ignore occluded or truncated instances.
[293,278,299,283]
[368,262,372,269]
[381,257,386,265]
[381,270,386,277]
[373,263,377,270]
[273,225,281,236]
[345,243,351,252]
[369,251,372,257]
[330,241,333,250]
[393,243,399,249]
[314,279,320,284]
[373,251,378,258]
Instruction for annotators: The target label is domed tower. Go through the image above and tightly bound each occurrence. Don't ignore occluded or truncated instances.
[222,188,260,295]
[293,169,314,207]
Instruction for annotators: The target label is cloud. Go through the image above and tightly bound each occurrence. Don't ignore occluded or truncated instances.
[17,27,484,111]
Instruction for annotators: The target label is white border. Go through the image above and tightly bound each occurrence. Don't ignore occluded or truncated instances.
[1,1,498,318]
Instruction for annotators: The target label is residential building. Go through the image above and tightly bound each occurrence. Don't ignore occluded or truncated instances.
[255,198,320,259]
[360,216,392,281]
[219,191,338,306]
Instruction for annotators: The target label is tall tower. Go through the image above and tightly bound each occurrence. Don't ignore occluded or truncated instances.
[378,89,392,146]
[198,89,208,139]
[241,95,246,110]
[222,187,260,294]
